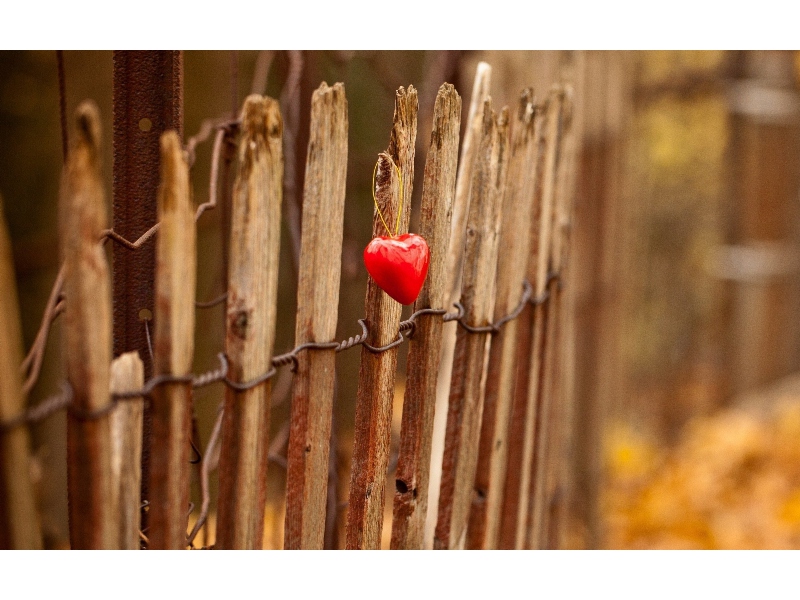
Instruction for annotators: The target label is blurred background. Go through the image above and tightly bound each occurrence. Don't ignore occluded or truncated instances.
[2,50,800,549]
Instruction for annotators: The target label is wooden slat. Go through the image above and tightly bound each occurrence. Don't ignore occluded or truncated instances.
[346,86,418,550]
[434,100,509,550]
[109,351,144,550]
[497,90,563,549]
[537,87,577,549]
[60,101,116,549]
[467,89,540,549]
[216,95,284,549]
[284,82,348,550]
[426,61,492,547]
[497,96,549,549]
[391,84,461,550]
[0,195,42,550]
[524,87,566,549]
[147,131,196,550]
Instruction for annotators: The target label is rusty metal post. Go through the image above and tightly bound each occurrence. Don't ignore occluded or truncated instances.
[112,51,183,532]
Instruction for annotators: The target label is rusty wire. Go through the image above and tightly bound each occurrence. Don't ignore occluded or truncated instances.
[19,115,239,396]
[2,276,556,438]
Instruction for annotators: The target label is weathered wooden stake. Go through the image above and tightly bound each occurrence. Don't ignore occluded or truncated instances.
[426,62,492,547]
[284,82,348,550]
[60,101,116,549]
[391,84,461,550]
[535,87,576,549]
[216,95,283,549]
[497,96,549,549]
[0,195,42,550]
[435,100,509,550]
[109,351,144,550]
[468,89,540,549]
[346,87,418,550]
[147,131,196,549]
[523,87,566,549]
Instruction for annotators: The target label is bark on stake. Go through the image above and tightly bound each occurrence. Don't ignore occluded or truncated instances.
[346,87,418,550]
[147,131,196,550]
[109,352,144,550]
[426,62,492,547]
[391,84,461,550]
[60,102,116,549]
[467,89,540,549]
[434,101,509,550]
[216,95,283,549]
[284,82,348,550]
[0,196,43,550]
[497,98,549,549]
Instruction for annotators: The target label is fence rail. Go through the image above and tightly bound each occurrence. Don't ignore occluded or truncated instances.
[0,53,577,550]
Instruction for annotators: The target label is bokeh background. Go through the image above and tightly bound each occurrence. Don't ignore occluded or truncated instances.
[3,50,800,549]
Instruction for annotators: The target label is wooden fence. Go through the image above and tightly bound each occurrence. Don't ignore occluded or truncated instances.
[0,60,577,550]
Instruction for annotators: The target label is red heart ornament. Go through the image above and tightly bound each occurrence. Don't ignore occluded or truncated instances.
[363,233,430,305]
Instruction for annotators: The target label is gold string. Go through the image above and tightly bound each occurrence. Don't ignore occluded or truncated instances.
[371,157,403,237]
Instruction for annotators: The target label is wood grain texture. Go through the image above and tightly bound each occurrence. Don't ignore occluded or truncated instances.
[434,100,509,550]
[147,130,196,550]
[0,196,42,550]
[216,95,283,549]
[284,82,348,550]
[346,86,418,550]
[109,351,144,550]
[391,84,461,550]
[426,62,492,547]
[467,89,540,549]
[59,101,116,549]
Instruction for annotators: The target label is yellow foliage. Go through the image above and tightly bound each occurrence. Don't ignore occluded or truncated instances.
[603,401,800,549]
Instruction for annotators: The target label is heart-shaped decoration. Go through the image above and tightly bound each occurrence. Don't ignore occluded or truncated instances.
[363,233,430,305]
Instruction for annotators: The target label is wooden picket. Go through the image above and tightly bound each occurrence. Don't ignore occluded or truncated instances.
[0,57,578,551]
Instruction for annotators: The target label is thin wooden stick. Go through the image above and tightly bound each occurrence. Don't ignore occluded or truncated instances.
[284,82,348,550]
[391,84,461,550]
[216,94,283,549]
[434,100,509,550]
[0,195,42,550]
[346,87,418,550]
[444,62,492,303]
[467,89,540,549]
[497,97,549,549]
[59,101,116,549]
[425,61,492,547]
[536,87,576,549]
[147,130,196,550]
[524,87,566,549]
[109,351,144,550]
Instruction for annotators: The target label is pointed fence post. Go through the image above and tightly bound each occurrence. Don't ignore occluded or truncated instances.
[435,101,510,550]
[216,95,283,549]
[284,82,348,550]
[346,87,418,550]
[147,131,196,550]
[60,101,116,549]
[426,63,491,546]
[468,88,541,549]
[391,84,461,550]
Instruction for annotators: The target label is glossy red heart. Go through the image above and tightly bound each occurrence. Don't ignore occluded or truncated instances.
[363,233,430,305]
